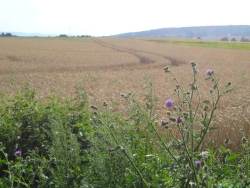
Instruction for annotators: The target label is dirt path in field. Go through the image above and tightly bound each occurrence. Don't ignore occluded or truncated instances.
[92,38,186,66]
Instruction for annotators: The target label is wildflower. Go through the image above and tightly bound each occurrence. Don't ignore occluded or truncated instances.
[177,117,184,124]
[14,150,22,156]
[161,120,168,126]
[165,99,174,108]
[176,84,179,89]
[120,92,124,97]
[90,105,98,110]
[195,160,201,167]
[206,69,213,76]
[169,117,176,122]
[107,147,113,152]
[224,138,230,144]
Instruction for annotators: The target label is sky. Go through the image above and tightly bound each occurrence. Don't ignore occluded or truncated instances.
[0,0,249,36]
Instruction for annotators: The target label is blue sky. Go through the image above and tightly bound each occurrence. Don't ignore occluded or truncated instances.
[0,0,249,36]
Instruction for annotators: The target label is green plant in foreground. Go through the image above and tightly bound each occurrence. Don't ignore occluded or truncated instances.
[85,61,250,187]
[0,85,93,187]
[162,62,236,186]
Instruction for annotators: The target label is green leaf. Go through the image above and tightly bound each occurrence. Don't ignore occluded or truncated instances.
[209,126,218,130]
[0,159,7,164]
[219,145,227,153]
[202,100,211,104]
[227,153,239,161]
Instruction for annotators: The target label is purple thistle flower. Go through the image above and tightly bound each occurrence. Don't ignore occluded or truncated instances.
[176,84,179,89]
[195,160,201,166]
[107,147,113,152]
[165,99,174,108]
[14,150,22,156]
[206,69,213,76]
[90,105,98,110]
[177,117,184,124]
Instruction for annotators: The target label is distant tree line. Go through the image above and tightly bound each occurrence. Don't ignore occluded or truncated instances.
[58,34,91,38]
[0,32,16,37]
[220,36,250,42]
[240,37,250,42]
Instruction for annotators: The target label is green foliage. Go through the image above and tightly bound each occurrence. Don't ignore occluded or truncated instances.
[0,84,93,187]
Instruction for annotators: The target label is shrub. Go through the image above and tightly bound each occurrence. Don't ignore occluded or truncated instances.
[0,84,93,187]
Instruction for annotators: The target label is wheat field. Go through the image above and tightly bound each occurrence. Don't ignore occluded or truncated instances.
[0,37,250,149]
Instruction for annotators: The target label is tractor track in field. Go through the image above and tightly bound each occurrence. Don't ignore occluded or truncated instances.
[92,38,187,66]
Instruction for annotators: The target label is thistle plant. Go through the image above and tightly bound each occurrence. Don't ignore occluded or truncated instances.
[85,62,241,187]
[163,61,233,186]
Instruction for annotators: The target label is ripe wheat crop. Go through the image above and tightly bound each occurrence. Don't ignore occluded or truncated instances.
[0,37,250,148]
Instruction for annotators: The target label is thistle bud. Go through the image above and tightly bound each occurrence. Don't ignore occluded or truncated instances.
[169,117,176,122]
[190,61,196,67]
[90,105,98,110]
[164,66,171,73]
[204,105,209,111]
[242,137,248,144]
[224,138,230,144]
[203,165,208,172]
[161,120,168,126]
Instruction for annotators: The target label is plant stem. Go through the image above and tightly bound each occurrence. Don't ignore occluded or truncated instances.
[132,98,177,162]
[101,116,149,188]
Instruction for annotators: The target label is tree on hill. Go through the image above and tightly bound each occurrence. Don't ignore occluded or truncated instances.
[241,37,250,42]
[81,35,91,38]
[1,32,13,37]
[220,37,228,41]
[59,34,68,37]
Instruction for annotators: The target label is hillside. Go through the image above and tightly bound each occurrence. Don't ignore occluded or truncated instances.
[111,25,250,39]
